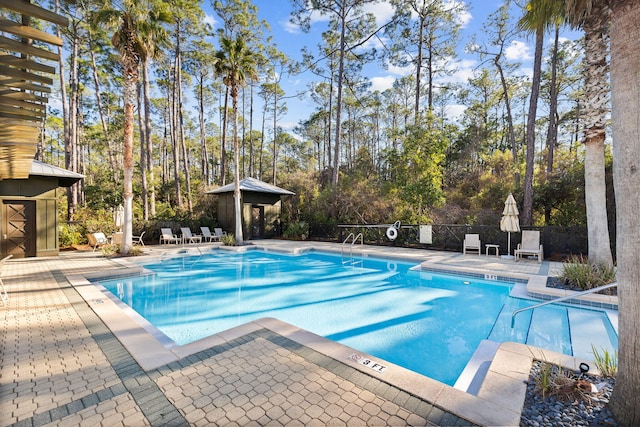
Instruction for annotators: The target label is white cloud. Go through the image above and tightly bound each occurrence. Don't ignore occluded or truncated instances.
[203,13,217,29]
[444,104,467,121]
[362,2,395,24]
[448,0,472,27]
[369,75,396,92]
[436,58,478,85]
[387,62,413,77]
[505,40,532,61]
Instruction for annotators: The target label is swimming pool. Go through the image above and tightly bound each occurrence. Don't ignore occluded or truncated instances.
[97,249,618,386]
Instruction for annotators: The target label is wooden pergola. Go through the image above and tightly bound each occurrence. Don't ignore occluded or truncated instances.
[0,0,67,180]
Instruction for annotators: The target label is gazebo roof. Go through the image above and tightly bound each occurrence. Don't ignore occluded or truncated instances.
[206,177,294,196]
[29,160,84,187]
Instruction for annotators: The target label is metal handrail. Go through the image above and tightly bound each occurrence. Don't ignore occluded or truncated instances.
[511,282,617,328]
[342,233,363,263]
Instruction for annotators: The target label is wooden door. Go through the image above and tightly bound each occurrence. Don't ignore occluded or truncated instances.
[251,206,264,238]
[2,200,36,258]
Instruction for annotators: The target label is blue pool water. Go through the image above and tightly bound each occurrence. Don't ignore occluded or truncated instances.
[98,250,618,386]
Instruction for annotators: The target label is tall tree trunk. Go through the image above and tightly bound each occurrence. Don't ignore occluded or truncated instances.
[249,83,254,177]
[121,73,136,255]
[495,58,520,187]
[56,0,72,221]
[197,75,209,183]
[414,15,424,122]
[331,6,347,217]
[66,20,80,220]
[87,31,118,183]
[137,82,149,220]
[583,9,613,267]
[546,24,560,176]
[142,59,156,217]
[171,53,183,208]
[221,87,229,185]
[272,90,277,185]
[609,2,640,424]
[522,28,544,227]
[174,21,192,212]
[232,89,243,244]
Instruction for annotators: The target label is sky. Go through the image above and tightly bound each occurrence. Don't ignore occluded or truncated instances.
[202,0,579,133]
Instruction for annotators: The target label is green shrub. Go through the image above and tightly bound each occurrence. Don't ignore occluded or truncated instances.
[221,233,236,246]
[283,221,308,240]
[592,345,618,377]
[59,223,85,247]
[559,255,616,290]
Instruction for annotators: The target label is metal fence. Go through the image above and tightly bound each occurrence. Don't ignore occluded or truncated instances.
[307,223,596,260]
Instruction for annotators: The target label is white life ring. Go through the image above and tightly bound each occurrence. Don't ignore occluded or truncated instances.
[386,226,398,241]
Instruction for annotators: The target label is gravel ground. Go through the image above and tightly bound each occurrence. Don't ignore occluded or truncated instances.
[520,361,621,426]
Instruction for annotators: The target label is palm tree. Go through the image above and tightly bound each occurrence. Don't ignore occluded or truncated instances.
[214,36,258,245]
[566,1,640,424]
[607,1,640,424]
[564,0,613,268]
[93,0,170,254]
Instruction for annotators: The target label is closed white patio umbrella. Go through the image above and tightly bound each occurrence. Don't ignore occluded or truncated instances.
[114,204,124,232]
[500,193,520,258]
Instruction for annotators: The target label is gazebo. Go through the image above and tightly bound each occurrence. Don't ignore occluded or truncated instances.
[0,161,84,258]
[206,178,294,239]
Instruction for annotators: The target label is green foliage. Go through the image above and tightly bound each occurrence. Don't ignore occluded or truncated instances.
[559,255,616,290]
[221,233,236,246]
[591,345,618,378]
[59,223,85,247]
[100,243,143,257]
[283,221,308,240]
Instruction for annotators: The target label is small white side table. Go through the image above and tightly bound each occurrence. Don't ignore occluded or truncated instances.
[485,244,500,257]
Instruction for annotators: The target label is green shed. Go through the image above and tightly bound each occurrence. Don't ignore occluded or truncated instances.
[206,178,294,239]
[1,161,83,258]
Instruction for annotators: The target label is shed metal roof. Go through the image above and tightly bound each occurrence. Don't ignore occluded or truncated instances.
[206,177,295,195]
[29,160,84,187]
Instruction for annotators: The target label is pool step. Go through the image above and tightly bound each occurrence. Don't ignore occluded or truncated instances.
[526,306,571,355]
[567,308,618,360]
[489,299,618,362]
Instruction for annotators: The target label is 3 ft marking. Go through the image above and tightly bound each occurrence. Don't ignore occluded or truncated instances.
[484,274,498,281]
[347,353,387,373]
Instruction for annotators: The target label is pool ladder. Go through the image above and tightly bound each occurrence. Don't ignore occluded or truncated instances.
[342,233,363,266]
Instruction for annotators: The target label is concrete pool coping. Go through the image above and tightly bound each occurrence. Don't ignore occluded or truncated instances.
[63,241,614,426]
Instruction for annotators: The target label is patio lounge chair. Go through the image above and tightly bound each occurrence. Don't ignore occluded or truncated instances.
[200,227,218,242]
[0,255,12,306]
[133,231,145,246]
[514,230,543,263]
[87,232,109,251]
[181,227,202,244]
[463,234,481,255]
[159,228,180,245]
[214,228,227,240]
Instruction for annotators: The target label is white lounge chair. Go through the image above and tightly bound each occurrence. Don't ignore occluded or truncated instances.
[159,228,180,245]
[214,228,227,240]
[463,234,481,255]
[133,231,145,246]
[0,255,12,306]
[87,232,109,251]
[200,227,218,242]
[514,230,544,263]
[181,227,202,244]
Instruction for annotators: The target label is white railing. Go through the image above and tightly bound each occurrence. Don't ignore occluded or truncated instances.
[511,282,617,327]
[342,233,363,264]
